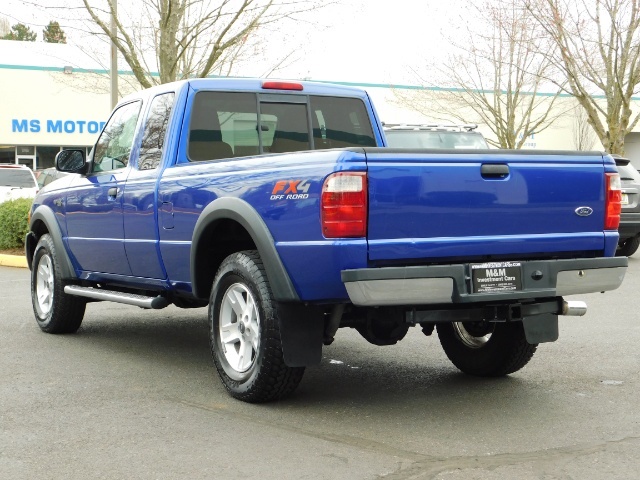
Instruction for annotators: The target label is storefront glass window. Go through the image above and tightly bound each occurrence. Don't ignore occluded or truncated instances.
[36,146,60,169]
[0,146,15,164]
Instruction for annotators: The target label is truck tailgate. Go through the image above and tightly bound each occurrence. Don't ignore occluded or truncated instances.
[365,149,607,262]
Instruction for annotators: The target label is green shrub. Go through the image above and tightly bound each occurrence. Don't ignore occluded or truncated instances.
[0,198,33,249]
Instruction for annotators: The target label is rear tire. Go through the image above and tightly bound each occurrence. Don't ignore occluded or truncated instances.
[616,235,640,257]
[437,321,537,377]
[209,250,304,403]
[31,234,86,333]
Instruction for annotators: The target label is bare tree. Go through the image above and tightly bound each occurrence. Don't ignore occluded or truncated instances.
[395,0,565,149]
[572,105,598,150]
[0,16,10,37]
[81,0,323,88]
[526,0,640,154]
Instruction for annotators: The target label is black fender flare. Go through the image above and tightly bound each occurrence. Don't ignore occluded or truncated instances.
[27,205,76,279]
[190,197,299,302]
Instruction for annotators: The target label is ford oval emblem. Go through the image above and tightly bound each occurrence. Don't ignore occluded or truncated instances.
[575,206,593,217]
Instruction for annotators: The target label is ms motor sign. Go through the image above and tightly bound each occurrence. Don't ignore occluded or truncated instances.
[471,261,522,293]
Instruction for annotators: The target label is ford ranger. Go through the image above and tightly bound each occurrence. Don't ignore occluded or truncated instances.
[26,78,627,402]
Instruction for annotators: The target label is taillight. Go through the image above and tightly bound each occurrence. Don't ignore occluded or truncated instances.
[261,81,303,91]
[321,172,367,238]
[605,172,622,229]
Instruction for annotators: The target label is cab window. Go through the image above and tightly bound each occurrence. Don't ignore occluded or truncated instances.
[93,101,142,173]
[138,93,175,170]
[310,96,376,149]
[189,92,257,161]
[186,92,376,162]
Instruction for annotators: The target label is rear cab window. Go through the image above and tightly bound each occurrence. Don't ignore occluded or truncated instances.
[185,91,376,163]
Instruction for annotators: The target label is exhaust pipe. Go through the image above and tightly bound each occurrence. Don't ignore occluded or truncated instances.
[562,300,587,316]
[323,304,345,345]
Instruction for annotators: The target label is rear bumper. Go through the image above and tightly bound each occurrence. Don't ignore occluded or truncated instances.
[341,257,627,307]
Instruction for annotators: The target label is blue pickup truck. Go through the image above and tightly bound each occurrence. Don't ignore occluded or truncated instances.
[26,78,627,402]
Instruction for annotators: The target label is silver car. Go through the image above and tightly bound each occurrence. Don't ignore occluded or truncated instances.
[384,123,490,149]
[614,155,640,256]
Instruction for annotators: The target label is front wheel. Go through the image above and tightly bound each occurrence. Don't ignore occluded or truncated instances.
[437,321,537,377]
[209,250,304,403]
[31,234,86,333]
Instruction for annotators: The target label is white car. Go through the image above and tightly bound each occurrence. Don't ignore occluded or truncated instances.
[0,165,38,204]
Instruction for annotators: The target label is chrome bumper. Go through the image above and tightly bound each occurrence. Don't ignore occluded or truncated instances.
[342,257,627,307]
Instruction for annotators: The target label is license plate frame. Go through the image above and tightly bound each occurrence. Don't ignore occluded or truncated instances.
[471,261,523,293]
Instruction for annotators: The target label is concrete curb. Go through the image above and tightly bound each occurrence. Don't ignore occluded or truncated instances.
[0,254,28,268]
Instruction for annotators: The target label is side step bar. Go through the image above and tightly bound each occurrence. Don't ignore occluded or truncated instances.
[64,285,170,309]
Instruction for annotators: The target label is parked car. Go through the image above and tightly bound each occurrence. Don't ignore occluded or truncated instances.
[26,78,626,403]
[0,164,38,204]
[383,123,490,149]
[613,155,640,256]
[36,167,69,189]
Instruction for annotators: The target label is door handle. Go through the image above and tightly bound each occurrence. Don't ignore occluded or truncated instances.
[481,164,509,178]
[108,187,118,198]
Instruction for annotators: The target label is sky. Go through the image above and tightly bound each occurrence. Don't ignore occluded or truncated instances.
[0,0,464,86]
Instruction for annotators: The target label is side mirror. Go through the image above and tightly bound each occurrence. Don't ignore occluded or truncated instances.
[56,149,87,174]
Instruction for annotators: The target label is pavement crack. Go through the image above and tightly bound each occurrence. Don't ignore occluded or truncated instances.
[378,435,640,479]
[175,398,640,480]
[174,398,425,461]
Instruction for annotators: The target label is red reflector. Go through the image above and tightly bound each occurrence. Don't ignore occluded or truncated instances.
[605,172,622,230]
[261,81,303,91]
[321,172,367,238]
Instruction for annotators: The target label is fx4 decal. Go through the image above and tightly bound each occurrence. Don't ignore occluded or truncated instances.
[270,179,311,200]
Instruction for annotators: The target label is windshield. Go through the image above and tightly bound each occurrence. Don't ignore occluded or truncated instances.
[386,130,489,149]
[0,169,36,188]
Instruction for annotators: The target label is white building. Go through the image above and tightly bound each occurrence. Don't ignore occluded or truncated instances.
[0,40,118,169]
[2,39,640,170]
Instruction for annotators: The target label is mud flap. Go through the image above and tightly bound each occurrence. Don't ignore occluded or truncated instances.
[277,303,324,367]
[522,313,559,344]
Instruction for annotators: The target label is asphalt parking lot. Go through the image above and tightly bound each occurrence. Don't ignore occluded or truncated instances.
[1,259,639,479]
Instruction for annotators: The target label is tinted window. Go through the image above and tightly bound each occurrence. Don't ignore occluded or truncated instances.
[93,101,141,172]
[0,169,36,188]
[261,102,310,153]
[310,96,376,149]
[189,92,257,161]
[138,93,175,170]
[187,92,376,162]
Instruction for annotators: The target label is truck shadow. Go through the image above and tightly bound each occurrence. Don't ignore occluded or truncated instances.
[66,306,558,416]
[27,303,610,460]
